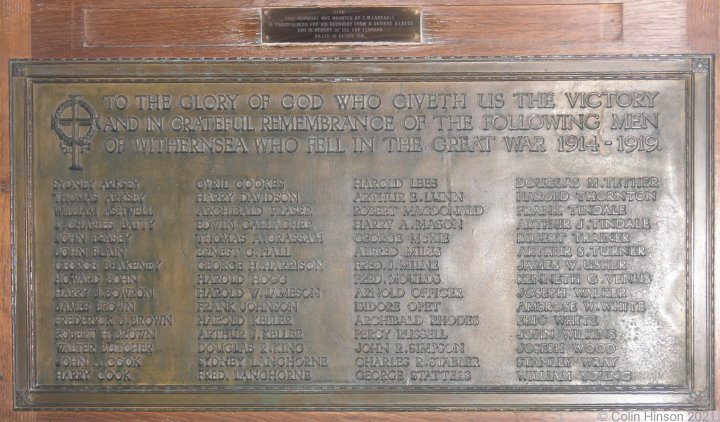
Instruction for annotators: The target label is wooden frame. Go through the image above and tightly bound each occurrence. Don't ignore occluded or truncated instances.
[1,0,718,420]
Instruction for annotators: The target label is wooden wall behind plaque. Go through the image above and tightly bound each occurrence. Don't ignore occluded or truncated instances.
[1,0,718,420]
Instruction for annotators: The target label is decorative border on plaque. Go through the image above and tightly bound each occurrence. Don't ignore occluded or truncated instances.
[10,56,714,410]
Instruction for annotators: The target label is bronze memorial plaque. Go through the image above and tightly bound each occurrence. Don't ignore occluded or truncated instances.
[10,57,714,410]
[261,7,421,43]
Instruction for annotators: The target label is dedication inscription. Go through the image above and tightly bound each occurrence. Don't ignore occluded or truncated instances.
[262,7,421,43]
[10,57,714,410]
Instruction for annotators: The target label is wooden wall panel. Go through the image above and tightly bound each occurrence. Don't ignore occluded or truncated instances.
[0,3,30,422]
[83,8,260,47]
[30,0,692,58]
[80,4,623,48]
[1,0,718,420]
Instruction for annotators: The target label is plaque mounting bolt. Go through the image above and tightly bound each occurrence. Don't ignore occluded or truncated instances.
[691,57,710,73]
[690,390,708,406]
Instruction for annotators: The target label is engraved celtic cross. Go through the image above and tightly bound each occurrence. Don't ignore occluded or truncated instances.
[51,95,97,170]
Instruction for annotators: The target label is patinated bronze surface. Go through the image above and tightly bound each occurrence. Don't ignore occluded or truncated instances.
[262,7,421,43]
[10,57,714,410]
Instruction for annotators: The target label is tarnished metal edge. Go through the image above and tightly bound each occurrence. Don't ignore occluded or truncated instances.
[6,54,714,62]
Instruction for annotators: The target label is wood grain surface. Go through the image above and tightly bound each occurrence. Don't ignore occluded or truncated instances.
[1,0,718,420]
[1,3,30,422]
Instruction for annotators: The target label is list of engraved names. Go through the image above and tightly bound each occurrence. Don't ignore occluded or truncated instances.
[32,78,687,388]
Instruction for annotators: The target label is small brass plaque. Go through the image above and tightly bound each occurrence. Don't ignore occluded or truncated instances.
[262,7,421,43]
[10,57,714,410]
